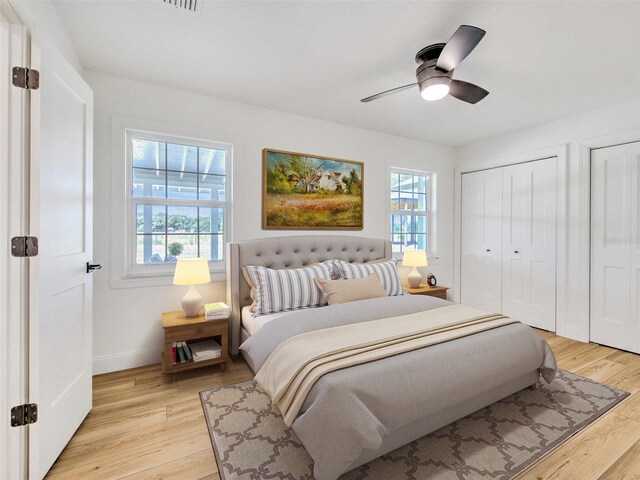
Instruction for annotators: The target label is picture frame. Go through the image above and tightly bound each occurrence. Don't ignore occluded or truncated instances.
[262,148,364,230]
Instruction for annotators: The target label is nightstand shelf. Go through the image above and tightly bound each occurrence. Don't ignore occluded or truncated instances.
[404,284,449,299]
[161,310,228,381]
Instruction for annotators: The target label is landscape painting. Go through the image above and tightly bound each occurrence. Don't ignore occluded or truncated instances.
[262,149,364,229]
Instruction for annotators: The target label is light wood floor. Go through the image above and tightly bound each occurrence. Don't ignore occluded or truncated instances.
[46,331,640,480]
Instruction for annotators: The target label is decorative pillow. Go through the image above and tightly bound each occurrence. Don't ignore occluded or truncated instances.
[314,273,387,305]
[243,263,333,316]
[334,258,405,296]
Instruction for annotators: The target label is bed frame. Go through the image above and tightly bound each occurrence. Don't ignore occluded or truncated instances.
[226,235,391,355]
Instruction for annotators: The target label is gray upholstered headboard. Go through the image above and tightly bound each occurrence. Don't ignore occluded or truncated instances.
[226,235,392,355]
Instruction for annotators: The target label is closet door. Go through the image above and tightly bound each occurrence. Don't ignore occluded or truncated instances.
[502,158,557,331]
[590,143,640,353]
[460,168,503,313]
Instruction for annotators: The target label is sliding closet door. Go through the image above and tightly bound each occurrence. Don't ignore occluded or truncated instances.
[502,158,557,331]
[590,142,640,353]
[460,169,503,313]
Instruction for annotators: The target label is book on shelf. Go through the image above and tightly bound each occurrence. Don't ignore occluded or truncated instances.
[177,343,186,363]
[204,302,230,320]
[171,342,177,365]
[182,341,193,360]
[189,338,222,362]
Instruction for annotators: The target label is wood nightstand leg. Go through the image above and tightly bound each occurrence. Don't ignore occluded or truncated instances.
[220,363,226,372]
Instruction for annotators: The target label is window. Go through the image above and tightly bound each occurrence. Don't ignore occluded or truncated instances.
[128,131,231,272]
[390,169,432,254]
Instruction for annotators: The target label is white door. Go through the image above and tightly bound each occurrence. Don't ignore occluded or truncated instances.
[1,7,28,479]
[460,168,503,313]
[590,142,640,353]
[29,33,94,478]
[502,158,557,331]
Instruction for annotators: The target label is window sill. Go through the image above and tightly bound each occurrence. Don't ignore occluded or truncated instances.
[109,270,226,289]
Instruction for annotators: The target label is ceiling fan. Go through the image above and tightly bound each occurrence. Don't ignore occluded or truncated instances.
[361,25,489,104]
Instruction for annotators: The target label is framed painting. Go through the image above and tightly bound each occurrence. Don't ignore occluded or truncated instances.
[262,148,364,230]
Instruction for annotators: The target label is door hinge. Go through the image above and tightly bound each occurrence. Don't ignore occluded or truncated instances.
[12,67,40,90]
[11,404,38,427]
[11,236,38,257]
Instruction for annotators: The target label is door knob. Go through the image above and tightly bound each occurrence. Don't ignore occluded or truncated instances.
[514,250,520,254]
[86,262,102,273]
[486,249,491,252]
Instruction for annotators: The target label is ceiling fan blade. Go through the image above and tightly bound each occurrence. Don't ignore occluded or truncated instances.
[361,82,418,102]
[436,25,485,72]
[449,79,489,104]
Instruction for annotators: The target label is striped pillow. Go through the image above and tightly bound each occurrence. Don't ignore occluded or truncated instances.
[334,258,405,296]
[244,263,334,316]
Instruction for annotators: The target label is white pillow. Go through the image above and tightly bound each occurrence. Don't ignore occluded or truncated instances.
[243,262,334,316]
[333,258,405,296]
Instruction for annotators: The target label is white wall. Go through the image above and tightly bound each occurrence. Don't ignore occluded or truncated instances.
[455,95,640,342]
[88,71,455,374]
[9,0,83,73]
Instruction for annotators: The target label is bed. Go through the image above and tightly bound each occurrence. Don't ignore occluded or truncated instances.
[226,235,557,480]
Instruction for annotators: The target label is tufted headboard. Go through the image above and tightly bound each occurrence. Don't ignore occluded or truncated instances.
[226,235,392,355]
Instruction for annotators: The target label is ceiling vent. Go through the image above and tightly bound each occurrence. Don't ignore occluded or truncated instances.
[163,0,200,14]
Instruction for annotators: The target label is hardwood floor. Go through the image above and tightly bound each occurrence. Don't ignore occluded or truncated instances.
[46,332,640,479]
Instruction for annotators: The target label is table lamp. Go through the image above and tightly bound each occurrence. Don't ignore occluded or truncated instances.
[402,249,428,288]
[173,258,211,317]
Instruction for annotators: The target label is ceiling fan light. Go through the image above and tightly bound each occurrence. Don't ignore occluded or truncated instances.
[421,83,450,101]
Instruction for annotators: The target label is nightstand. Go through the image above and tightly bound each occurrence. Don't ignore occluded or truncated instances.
[161,311,228,381]
[404,284,449,299]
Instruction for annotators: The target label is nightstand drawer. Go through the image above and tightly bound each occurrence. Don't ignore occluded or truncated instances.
[169,324,225,341]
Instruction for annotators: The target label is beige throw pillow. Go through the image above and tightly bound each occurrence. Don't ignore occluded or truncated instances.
[314,273,387,305]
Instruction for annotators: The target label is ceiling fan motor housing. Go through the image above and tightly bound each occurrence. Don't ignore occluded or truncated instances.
[416,55,453,90]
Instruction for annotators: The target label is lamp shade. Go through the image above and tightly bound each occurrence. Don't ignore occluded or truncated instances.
[173,258,211,286]
[402,249,428,268]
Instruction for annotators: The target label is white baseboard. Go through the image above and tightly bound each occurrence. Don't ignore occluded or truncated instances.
[93,347,163,375]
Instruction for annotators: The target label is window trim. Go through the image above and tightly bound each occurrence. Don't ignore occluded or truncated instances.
[124,129,232,278]
[389,167,436,259]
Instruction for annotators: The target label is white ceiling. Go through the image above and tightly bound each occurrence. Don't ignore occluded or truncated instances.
[53,1,640,147]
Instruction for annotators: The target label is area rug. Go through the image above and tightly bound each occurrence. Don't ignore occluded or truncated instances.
[200,370,629,480]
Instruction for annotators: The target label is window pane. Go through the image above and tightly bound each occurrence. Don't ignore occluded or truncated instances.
[136,205,166,233]
[199,174,226,201]
[167,206,198,233]
[392,233,403,251]
[199,207,223,233]
[416,215,427,235]
[414,175,426,194]
[133,168,165,198]
[390,173,400,191]
[199,148,225,175]
[400,214,415,234]
[414,193,426,212]
[397,192,414,211]
[166,234,198,261]
[132,139,165,170]
[136,234,166,264]
[415,234,427,251]
[390,192,400,211]
[167,143,197,172]
[403,233,419,250]
[391,214,402,234]
[199,234,223,261]
[167,171,198,200]
[399,174,413,192]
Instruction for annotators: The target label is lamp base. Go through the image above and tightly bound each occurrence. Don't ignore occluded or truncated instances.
[181,285,203,317]
[407,267,423,288]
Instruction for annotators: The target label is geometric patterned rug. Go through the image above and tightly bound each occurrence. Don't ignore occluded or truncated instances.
[200,370,629,480]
